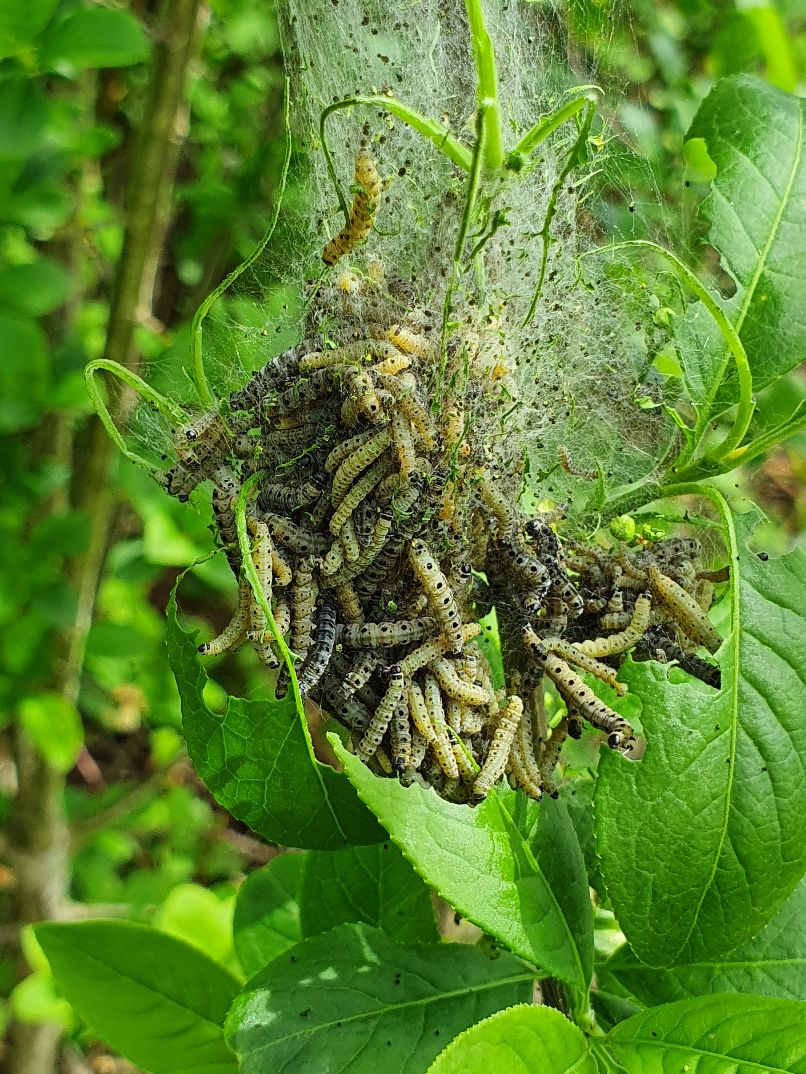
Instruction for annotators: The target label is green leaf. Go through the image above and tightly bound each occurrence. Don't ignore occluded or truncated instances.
[0,78,50,160]
[39,8,150,71]
[17,692,83,773]
[604,994,806,1073]
[225,922,534,1074]
[0,315,49,432]
[166,585,383,849]
[595,506,806,965]
[233,855,306,977]
[599,876,806,1005]
[677,76,806,411]
[0,0,60,56]
[155,884,234,968]
[426,1004,597,1074]
[334,738,590,992]
[35,921,239,1074]
[0,260,70,316]
[300,841,438,944]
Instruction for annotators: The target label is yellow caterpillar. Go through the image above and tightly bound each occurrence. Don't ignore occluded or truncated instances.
[322,149,382,266]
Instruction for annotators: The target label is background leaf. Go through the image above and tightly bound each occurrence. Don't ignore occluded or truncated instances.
[595,508,806,965]
[604,993,806,1073]
[335,739,590,992]
[426,1004,597,1074]
[40,9,150,70]
[676,76,806,411]
[36,921,239,1074]
[18,692,83,773]
[300,840,438,944]
[598,876,806,1005]
[167,587,383,849]
[233,854,306,977]
[226,922,534,1074]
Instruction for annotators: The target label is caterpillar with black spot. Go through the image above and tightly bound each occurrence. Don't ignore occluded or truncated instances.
[322,149,382,266]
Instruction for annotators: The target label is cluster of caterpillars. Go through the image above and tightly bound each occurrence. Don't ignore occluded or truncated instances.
[158,151,726,804]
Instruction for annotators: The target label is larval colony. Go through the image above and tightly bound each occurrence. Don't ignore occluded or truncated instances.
[162,151,725,804]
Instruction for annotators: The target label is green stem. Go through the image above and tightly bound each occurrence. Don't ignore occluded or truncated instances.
[84,359,188,475]
[585,240,754,469]
[320,97,472,201]
[521,98,596,327]
[234,476,304,718]
[464,0,504,171]
[190,79,293,408]
[510,90,598,161]
[438,103,488,395]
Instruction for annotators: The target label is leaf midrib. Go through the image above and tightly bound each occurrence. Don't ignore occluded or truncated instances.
[702,96,803,414]
[613,1034,794,1072]
[672,498,739,960]
[55,942,235,1036]
[244,970,535,1049]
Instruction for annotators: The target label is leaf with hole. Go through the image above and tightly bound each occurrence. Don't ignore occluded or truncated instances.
[335,738,592,994]
[166,584,383,849]
[595,506,806,965]
[675,76,806,413]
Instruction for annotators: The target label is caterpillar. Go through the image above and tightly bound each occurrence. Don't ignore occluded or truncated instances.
[429,657,491,707]
[325,427,385,474]
[648,564,722,654]
[473,696,523,800]
[559,445,598,481]
[324,510,394,589]
[408,539,465,654]
[329,454,393,537]
[198,579,249,656]
[445,698,477,780]
[339,517,361,563]
[290,557,319,658]
[399,623,481,676]
[414,676,459,780]
[334,582,362,623]
[577,592,652,657]
[390,411,418,480]
[296,603,338,697]
[246,521,273,641]
[538,717,568,796]
[340,617,433,650]
[389,699,413,772]
[356,664,405,761]
[343,652,381,697]
[322,148,382,266]
[529,634,634,749]
[372,353,412,377]
[545,638,627,696]
[264,513,332,557]
[258,480,321,515]
[478,478,516,539]
[330,428,391,506]
[386,323,430,359]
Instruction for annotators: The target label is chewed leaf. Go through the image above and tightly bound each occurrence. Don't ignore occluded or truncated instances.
[166,582,382,849]
[676,76,806,411]
[595,506,806,965]
[226,923,534,1074]
[335,737,592,994]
